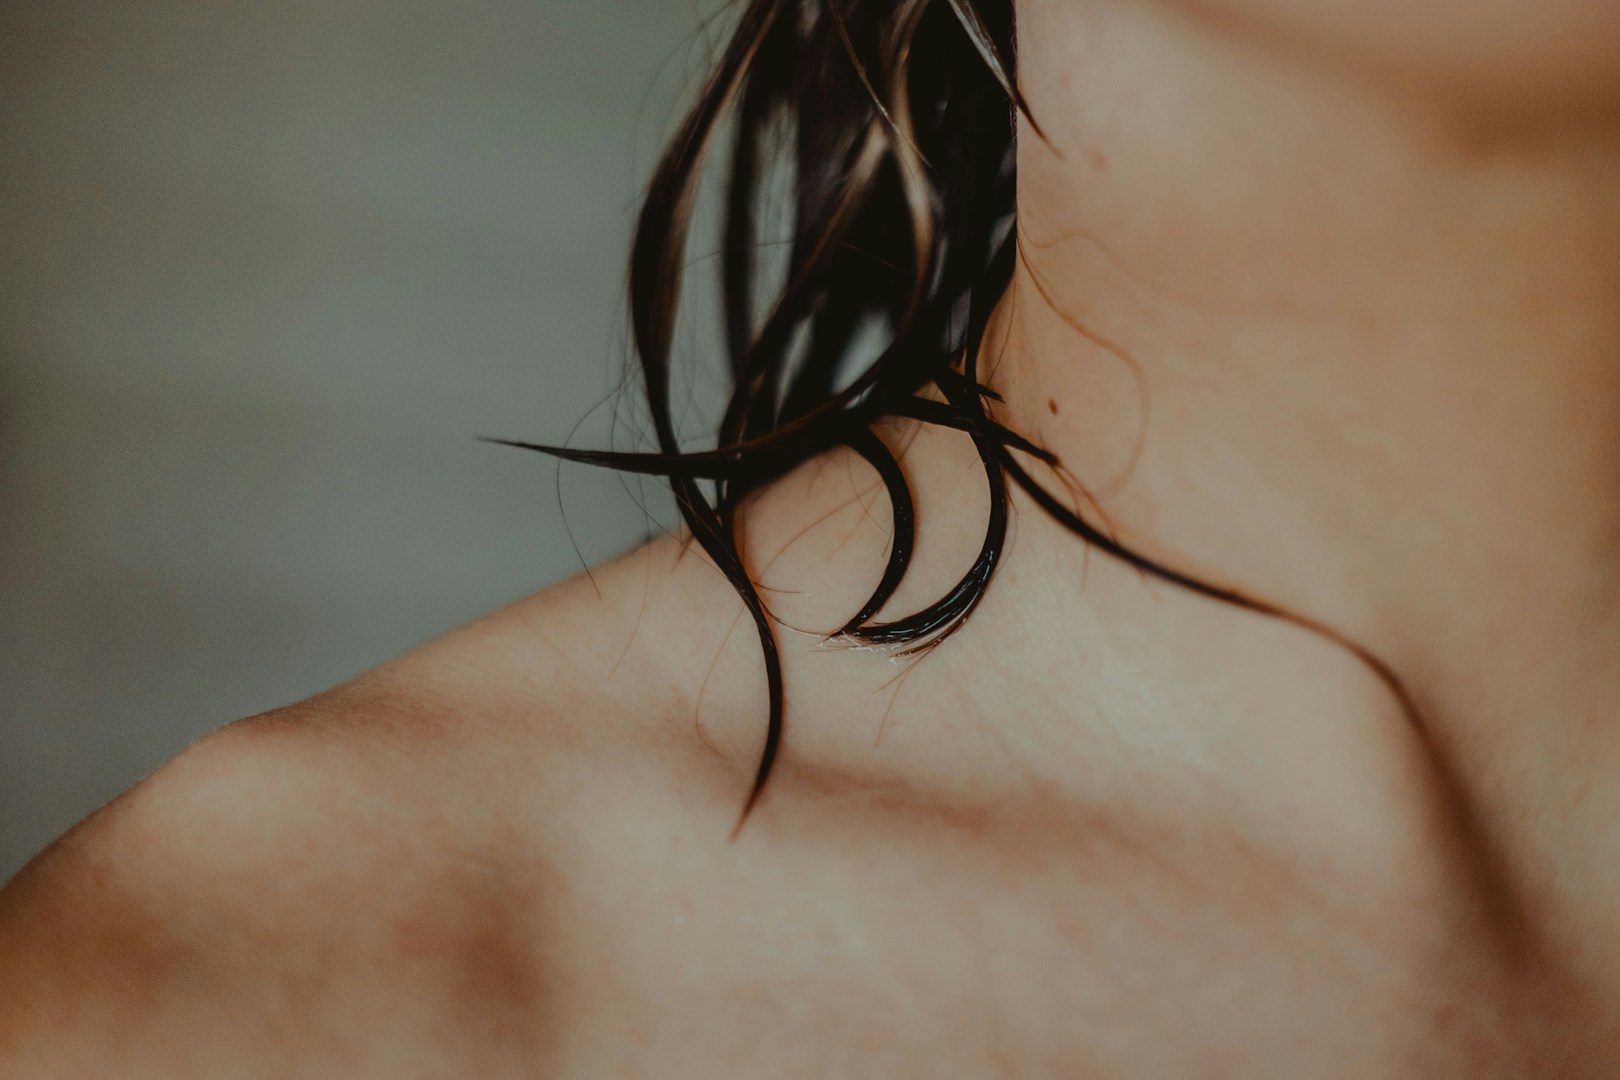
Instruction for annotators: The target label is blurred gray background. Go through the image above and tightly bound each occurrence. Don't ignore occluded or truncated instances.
[0,0,714,879]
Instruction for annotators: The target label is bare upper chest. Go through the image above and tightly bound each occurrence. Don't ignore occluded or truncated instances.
[319,552,1553,1076]
[509,777,1534,1080]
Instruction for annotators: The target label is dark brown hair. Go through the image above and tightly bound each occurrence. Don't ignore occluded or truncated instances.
[495,0,1414,831]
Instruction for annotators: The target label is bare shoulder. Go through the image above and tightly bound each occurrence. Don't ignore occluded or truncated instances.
[0,686,564,1077]
[0,537,756,1079]
[0,447,926,1078]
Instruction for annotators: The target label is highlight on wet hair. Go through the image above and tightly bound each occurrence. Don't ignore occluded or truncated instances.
[493,0,1417,831]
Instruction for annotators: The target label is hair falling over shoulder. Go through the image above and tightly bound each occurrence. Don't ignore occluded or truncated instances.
[494,0,1414,832]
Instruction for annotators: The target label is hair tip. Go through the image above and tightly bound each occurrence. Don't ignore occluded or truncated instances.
[729,799,759,843]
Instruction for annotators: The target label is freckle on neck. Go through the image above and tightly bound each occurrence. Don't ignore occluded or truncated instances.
[1047,399,1059,416]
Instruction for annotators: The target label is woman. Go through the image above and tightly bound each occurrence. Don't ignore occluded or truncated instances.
[3,0,1617,1073]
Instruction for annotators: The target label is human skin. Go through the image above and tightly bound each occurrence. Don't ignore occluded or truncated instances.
[1003,0,1620,1042]
[2,0,1618,1075]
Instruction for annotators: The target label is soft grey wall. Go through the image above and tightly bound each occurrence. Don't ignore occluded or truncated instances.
[0,0,709,879]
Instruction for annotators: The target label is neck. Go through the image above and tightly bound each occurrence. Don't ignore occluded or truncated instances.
[989,0,1620,1004]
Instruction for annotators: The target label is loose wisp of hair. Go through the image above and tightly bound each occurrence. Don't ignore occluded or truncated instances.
[493,0,1418,833]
